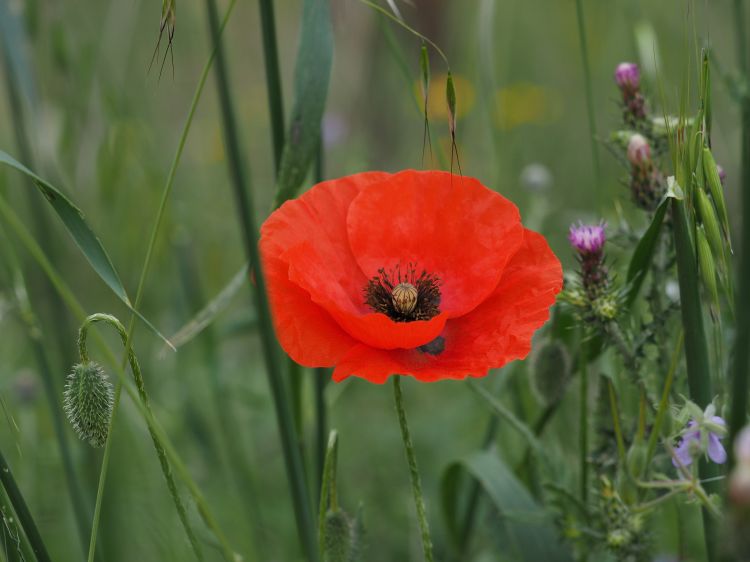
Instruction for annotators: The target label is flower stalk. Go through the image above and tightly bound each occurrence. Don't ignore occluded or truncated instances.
[393,376,434,562]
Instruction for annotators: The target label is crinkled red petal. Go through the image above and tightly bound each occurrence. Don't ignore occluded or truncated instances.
[346,170,524,319]
[332,229,562,383]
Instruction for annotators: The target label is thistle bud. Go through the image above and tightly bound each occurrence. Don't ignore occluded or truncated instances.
[627,134,651,166]
[63,362,114,448]
[614,62,640,91]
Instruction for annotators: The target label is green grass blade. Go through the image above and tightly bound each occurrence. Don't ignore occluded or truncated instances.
[272,0,333,207]
[0,150,172,348]
[441,450,573,561]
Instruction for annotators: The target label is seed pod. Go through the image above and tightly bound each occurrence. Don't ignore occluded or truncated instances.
[531,341,571,405]
[626,441,648,480]
[703,147,731,246]
[696,225,720,321]
[695,187,725,266]
[63,362,114,448]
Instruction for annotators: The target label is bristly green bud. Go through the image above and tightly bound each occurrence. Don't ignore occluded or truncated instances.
[695,187,726,269]
[696,226,720,321]
[703,147,731,248]
[324,510,352,562]
[592,294,618,321]
[63,362,114,448]
[531,340,571,405]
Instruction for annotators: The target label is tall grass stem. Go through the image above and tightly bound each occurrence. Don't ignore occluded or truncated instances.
[203,0,318,557]
[574,0,602,201]
[258,0,286,169]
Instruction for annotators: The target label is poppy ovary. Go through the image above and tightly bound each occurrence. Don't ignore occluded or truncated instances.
[364,264,441,322]
[391,282,418,314]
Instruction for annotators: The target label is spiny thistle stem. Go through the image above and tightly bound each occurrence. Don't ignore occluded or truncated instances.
[573,0,602,203]
[0,446,51,562]
[203,0,318,558]
[392,376,434,562]
[579,338,589,506]
[78,314,204,562]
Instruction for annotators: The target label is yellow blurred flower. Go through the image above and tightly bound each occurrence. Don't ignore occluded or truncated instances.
[494,82,562,130]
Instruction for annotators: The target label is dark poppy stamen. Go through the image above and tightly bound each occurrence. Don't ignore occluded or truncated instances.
[364,263,441,322]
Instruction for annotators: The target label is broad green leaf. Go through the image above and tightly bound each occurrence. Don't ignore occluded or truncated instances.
[0,151,172,348]
[273,0,333,208]
[441,450,573,561]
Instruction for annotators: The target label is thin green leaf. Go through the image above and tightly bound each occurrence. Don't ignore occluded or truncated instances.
[272,0,333,208]
[441,450,573,561]
[165,263,249,351]
[0,150,173,348]
[624,195,670,307]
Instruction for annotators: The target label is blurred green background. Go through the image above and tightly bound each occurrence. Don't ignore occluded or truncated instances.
[0,0,743,560]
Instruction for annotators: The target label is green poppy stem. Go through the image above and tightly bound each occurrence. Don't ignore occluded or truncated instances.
[392,376,434,562]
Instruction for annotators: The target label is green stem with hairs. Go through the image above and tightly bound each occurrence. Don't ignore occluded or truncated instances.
[730,0,750,463]
[85,2,239,558]
[579,338,589,506]
[79,314,204,562]
[393,376,434,562]
[573,0,602,201]
[671,198,717,562]
[0,193,237,560]
[0,446,51,562]
[203,0,318,558]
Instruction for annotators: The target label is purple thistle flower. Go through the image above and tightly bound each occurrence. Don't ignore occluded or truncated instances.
[568,222,606,256]
[614,62,640,90]
[672,416,727,468]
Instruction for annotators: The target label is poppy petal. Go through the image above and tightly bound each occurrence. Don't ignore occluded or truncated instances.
[333,229,562,382]
[346,170,525,318]
[262,253,357,366]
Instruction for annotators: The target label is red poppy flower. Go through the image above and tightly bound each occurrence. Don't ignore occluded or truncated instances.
[260,170,562,384]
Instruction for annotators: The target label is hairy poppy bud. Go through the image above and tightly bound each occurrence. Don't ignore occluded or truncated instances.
[63,362,114,448]
[324,510,353,562]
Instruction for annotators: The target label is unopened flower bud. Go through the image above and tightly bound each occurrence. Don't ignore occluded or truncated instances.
[627,134,651,166]
[736,426,750,466]
[63,362,114,448]
[531,341,571,405]
[730,464,750,507]
[614,62,640,91]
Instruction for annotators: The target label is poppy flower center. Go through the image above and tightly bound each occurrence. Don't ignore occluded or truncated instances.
[364,264,441,322]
